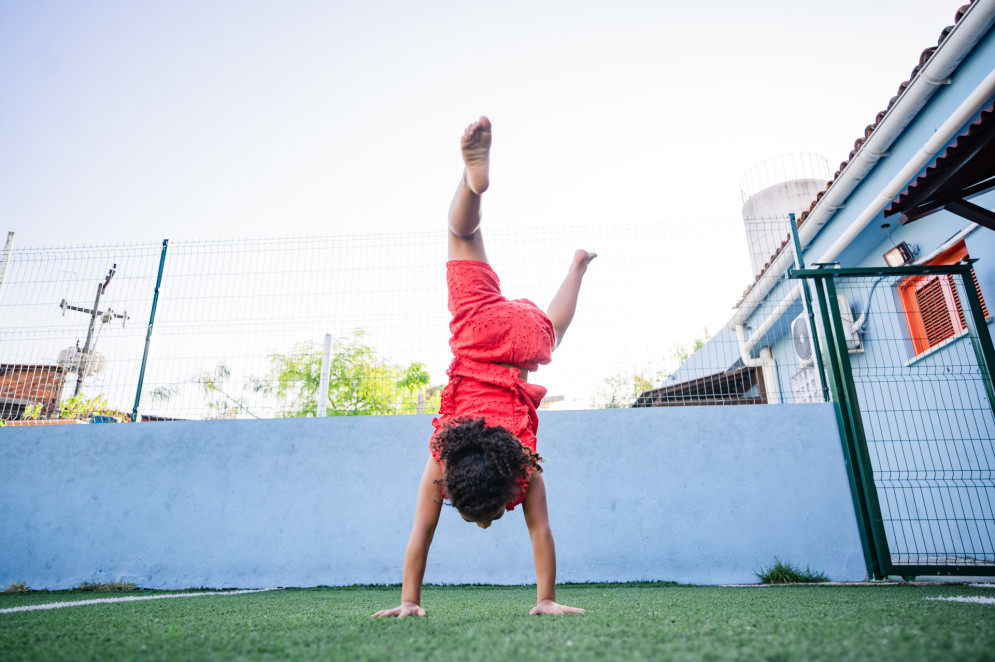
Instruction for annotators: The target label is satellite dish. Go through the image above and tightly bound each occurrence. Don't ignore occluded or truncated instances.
[57,347,106,375]
[791,314,813,365]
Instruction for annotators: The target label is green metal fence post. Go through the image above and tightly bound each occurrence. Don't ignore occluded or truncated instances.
[823,275,893,578]
[956,260,995,422]
[132,239,168,422]
[807,274,882,580]
[788,213,829,401]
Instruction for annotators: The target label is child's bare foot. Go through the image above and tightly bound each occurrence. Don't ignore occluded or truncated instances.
[461,116,491,195]
[572,250,597,273]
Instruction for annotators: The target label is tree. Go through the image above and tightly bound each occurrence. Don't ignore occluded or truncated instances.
[263,330,440,417]
[597,369,670,409]
[594,328,714,409]
[670,327,713,365]
[196,362,261,419]
[148,362,262,420]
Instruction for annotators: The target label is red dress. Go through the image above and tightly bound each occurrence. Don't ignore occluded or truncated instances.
[431,260,555,510]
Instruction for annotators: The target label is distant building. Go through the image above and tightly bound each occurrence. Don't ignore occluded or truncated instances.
[0,364,66,420]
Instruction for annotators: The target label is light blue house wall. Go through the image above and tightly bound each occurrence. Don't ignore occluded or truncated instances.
[0,407,866,590]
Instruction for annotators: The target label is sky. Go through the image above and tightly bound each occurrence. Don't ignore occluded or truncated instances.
[0,0,970,249]
[0,0,977,412]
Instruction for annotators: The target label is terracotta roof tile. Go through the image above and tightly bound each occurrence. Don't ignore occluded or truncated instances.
[885,100,995,215]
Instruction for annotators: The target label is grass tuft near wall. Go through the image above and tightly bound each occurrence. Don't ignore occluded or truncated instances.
[756,558,829,584]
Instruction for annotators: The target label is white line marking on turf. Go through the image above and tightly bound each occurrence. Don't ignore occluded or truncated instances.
[0,588,278,614]
[925,596,995,605]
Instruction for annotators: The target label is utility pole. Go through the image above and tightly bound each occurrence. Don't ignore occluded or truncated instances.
[59,264,128,395]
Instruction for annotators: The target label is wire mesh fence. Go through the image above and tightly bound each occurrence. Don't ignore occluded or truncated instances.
[785,259,995,577]
[830,269,995,570]
[13,212,985,428]
[0,219,766,422]
[635,212,821,408]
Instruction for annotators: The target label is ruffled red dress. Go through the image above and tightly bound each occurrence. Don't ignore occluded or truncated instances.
[431,260,555,510]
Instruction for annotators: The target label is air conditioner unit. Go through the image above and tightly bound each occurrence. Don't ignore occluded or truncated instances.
[792,295,864,360]
[837,293,864,353]
[791,314,814,365]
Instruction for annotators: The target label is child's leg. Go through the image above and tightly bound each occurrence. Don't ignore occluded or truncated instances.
[448,117,491,262]
[547,250,597,350]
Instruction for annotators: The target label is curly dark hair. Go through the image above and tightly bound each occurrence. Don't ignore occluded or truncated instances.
[431,417,543,520]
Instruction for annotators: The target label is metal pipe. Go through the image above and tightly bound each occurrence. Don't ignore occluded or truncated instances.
[734,324,780,403]
[759,347,782,404]
[735,324,767,368]
[737,284,804,359]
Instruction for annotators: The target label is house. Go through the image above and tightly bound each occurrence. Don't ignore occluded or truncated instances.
[639,1,995,578]
[639,1,995,409]
[0,363,66,420]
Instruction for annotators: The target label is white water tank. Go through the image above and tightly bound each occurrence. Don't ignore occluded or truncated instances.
[741,154,830,276]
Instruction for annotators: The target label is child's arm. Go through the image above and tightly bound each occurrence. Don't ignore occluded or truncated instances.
[372,458,444,618]
[521,473,586,615]
[546,250,596,351]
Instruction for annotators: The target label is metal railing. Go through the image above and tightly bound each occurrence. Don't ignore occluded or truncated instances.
[0,222,762,421]
[791,262,995,578]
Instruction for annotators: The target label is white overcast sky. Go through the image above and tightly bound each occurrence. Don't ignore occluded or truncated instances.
[0,0,969,249]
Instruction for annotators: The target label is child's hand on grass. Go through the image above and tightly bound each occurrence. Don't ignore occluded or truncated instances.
[529,599,586,616]
[372,602,426,618]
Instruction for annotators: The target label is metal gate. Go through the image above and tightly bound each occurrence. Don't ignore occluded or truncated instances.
[790,263,995,579]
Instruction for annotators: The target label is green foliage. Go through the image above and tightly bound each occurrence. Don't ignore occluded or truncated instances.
[147,364,260,420]
[59,393,128,421]
[597,370,668,409]
[195,362,260,419]
[756,558,829,584]
[71,581,139,592]
[596,328,716,408]
[671,327,713,365]
[150,385,179,402]
[148,330,437,419]
[21,403,42,420]
[2,582,31,594]
[264,330,440,417]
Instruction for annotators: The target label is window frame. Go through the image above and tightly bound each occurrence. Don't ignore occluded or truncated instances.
[897,241,989,357]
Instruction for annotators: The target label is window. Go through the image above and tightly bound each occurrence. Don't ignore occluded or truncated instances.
[898,241,990,356]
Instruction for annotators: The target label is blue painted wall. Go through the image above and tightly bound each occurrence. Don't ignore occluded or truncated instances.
[0,406,866,589]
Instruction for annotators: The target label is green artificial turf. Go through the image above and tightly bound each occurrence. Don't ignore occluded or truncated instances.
[2,583,994,661]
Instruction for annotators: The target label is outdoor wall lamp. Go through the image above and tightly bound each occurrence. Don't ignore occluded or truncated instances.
[881,223,916,266]
[884,242,915,266]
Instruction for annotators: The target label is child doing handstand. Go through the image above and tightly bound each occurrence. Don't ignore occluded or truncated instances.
[373,116,596,618]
